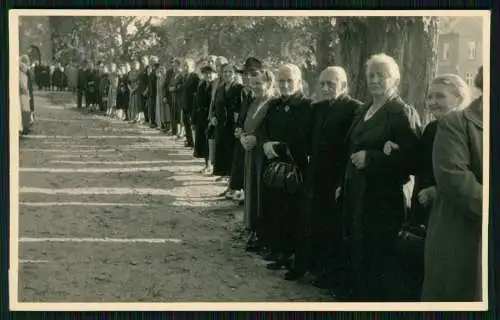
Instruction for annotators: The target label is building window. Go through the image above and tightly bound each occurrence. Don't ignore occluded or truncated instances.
[465,72,473,87]
[443,42,450,60]
[468,41,476,60]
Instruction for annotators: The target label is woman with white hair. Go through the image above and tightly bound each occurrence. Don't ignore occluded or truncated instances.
[339,53,421,301]
[287,66,363,289]
[259,63,313,272]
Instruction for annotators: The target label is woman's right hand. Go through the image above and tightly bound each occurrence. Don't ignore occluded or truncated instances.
[263,141,279,159]
[383,140,400,155]
[210,117,217,126]
[335,187,342,201]
[234,127,243,139]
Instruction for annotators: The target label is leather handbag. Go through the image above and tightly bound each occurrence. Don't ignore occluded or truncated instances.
[263,148,303,194]
[395,203,427,264]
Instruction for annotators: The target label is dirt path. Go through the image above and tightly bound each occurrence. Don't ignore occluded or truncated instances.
[17,91,333,302]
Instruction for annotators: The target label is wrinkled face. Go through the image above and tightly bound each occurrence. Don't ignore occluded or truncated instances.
[278,67,301,97]
[366,62,398,97]
[222,66,235,82]
[426,83,462,119]
[249,73,270,98]
[318,70,345,100]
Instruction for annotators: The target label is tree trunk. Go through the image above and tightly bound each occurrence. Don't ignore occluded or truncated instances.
[335,16,439,122]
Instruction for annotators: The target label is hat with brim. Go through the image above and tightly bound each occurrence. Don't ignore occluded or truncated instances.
[236,57,263,74]
[201,64,217,73]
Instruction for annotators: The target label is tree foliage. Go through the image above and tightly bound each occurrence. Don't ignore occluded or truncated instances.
[20,15,440,119]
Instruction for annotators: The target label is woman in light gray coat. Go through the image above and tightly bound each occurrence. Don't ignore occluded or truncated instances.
[421,66,484,302]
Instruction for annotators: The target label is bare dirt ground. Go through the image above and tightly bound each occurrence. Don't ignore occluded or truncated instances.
[17,91,334,302]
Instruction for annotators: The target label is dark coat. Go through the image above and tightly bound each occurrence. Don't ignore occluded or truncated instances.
[422,97,483,302]
[409,120,439,227]
[163,68,175,106]
[192,79,214,159]
[212,81,246,176]
[258,93,313,253]
[179,73,200,116]
[298,95,362,272]
[116,74,130,110]
[340,95,422,301]
[77,67,87,90]
[84,69,100,104]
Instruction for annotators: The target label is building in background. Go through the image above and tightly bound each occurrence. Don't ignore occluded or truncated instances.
[437,16,483,98]
[19,16,53,64]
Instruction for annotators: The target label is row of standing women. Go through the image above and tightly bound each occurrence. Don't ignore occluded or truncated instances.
[190,54,483,303]
[71,52,484,303]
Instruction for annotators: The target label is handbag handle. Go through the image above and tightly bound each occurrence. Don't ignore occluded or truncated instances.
[285,147,298,166]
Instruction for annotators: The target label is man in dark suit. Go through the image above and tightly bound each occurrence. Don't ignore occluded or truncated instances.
[287,67,363,296]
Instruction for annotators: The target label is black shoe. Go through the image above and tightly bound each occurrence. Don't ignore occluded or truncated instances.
[284,269,306,281]
[262,252,279,261]
[312,278,330,289]
[266,257,292,270]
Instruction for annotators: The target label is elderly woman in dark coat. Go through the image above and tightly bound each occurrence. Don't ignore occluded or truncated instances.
[287,66,362,288]
[259,63,313,273]
[212,63,246,183]
[421,66,483,302]
[339,53,421,302]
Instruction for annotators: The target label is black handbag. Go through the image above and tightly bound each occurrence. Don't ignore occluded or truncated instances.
[263,147,303,194]
[395,203,427,263]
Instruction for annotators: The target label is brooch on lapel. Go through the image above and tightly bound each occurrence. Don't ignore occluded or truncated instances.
[284,105,290,112]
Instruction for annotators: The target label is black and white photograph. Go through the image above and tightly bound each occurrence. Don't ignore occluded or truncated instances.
[9,10,490,311]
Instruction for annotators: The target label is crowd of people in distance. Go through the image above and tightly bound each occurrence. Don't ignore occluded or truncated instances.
[19,50,484,302]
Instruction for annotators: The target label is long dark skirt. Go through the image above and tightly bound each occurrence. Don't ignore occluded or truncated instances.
[213,123,235,176]
[243,147,264,231]
[117,91,129,111]
[193,119,209,159]
[229,142,245,190]
[261,181,301,256]
[342,168,415,301]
